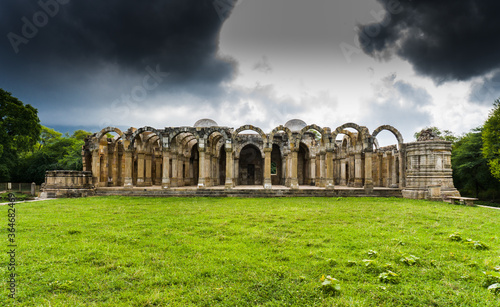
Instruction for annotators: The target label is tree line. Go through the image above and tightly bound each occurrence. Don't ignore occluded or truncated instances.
[0,89,91,184]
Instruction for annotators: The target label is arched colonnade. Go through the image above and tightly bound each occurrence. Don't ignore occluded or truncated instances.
[83,120,405,190]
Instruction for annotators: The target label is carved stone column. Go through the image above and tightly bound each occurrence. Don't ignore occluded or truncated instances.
[364,151,373,192]
[177,155,184,187]
[319,149,326,187]
[354,152,363,187]
[91,149,100,186]
[385,152,391,187]
[145,153,152,186]
[123,149,133,188]
[264,147,272,189]
[111,145,118,186]
[161,149,170,189]
[225,143,234,189]
[399,146,405,188]
[198,141,206,188]
[136,152,145,187]
[310,154,316,186]
[290,149,299,189]
[325,147,334,190]
[155,153,162,185]
[101,145,108,187]
[340,155,346,186]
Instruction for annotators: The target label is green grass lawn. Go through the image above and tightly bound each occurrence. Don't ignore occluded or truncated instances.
[2,196,500,306]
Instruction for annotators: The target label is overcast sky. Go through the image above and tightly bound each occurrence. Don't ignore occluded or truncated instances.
[2,0,500,145]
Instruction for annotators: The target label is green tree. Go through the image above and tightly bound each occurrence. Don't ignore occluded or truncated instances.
[482,99,500,181]
[0,89,41,181]
[452,128,500,199]
[14,128,92,184]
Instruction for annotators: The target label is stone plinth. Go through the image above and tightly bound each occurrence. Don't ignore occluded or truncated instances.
[402,141,460,200]
[40,170,95,198]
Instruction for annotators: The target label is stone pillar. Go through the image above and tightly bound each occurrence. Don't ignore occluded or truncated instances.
[399,147,405,188]
[145,153,152,186]
[91,149,100,186]
[385,152,392,187]
[315,155,321,187]
[177,155,184,187]
[283,153,290,187]
[204,151,211,187]
[377,152,383,187]
[354,153,363,187]
[319,150,326,187]
[198,143,206,188]
[111,147,118,186]
[225,143,234,189]
[340,157,346,186]
[161,149,170,189]
[364,151,373,192]
[136,152,145,186]
[325,148,334,189]
[264,147,272,189]
[290,150,299,189]
[310,155,316,186]
[101,145,108,187]
[123,149,133,188]
[155,154,162,185]
[391,150,398,188]
[170,153,178,187]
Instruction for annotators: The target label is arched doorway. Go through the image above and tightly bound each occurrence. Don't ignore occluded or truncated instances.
[298,143,310,185]
[238,144,263,185]
[190,144,199,186]
[219,145,226,185]
[271,144,282,185]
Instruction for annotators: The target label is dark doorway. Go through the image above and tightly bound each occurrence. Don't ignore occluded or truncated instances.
[238,144,263,185]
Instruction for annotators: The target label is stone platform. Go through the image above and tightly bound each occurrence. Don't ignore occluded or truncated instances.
[95,185,403,198]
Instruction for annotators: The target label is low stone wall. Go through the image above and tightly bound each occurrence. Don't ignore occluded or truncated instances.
[40,170,95,198]
[95,187,403,198]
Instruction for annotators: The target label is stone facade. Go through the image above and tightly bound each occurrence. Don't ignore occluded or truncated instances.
[59,119,459,200]
[40,170,95,198]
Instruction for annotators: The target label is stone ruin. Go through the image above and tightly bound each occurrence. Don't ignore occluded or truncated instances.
[41,121,460,201]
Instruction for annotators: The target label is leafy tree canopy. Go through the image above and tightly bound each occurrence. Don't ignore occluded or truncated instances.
[452,128,500,199]
[482,99,500,181]
[0,89,41,181]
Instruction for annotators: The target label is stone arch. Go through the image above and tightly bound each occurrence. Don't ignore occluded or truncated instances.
[130,126,163,149]
[95,127,125,144]
[297,124,328,148]
[331,123,371,151]
[332,123,368,141]
[203,127,231,143]
[371,125,404,148]
[233,125,267,144]
[268,125,293,147]
[234,140,265,159]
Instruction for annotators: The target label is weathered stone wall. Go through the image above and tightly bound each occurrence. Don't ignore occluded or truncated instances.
[40,170,95,198]
[402,141,460,200]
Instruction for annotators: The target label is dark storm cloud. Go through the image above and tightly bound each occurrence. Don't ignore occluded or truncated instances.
[358,0,500,84]
[0,0,237,95]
